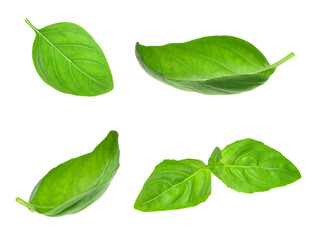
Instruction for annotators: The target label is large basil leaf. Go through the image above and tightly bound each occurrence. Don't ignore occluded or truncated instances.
[134,159,211,212]
[16,131,119,217]
[211,139,301,193]
[26,19,113,96]
[136,36,294,94]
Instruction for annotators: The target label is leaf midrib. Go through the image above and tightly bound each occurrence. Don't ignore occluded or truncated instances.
[222,165,299,175]
[32,24,106,88]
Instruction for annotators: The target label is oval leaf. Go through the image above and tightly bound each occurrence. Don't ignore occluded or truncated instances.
[26,19,113,96]
[134,159,211,212]
[211,139,301,193]
[136,36,294,95]
[16,131,119,217]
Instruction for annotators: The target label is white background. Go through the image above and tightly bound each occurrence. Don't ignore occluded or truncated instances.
[1,0,312,239]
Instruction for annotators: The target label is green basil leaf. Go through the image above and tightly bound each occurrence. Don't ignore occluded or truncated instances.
[211,139,301,193]
[135,36,294,95]
[208,147,222,165]
[134,159,211,212]
[26,19,113,96]
[16,131,119,217]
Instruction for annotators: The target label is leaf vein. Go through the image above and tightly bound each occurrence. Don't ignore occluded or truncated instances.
[174,46,236,74]
[162,47,203,79]
[36,30,106,88]
[55,43,93,50]
[140,168,203,206]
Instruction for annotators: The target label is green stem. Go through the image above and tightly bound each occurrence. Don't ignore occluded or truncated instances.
[270,52,295,69]
[16,197,34,211]
[250,52,295,75]
[25,18,38,32]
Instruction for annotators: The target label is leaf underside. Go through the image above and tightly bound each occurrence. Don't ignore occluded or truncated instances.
[212,139,301,193]
[134,159,211,212]
[27,20,113,96]
[17,131,119,217]
[136,36,294,95]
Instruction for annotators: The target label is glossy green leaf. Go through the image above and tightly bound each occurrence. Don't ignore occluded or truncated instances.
[26,19,113,96]
[16,131,119,217]
[136,36,294,95]
[211,139,301,193]
[134,159,211,212]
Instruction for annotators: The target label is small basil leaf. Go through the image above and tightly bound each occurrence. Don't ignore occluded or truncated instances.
[134,159,211,212]
[16,131,119,217]
[26,19,113,96]
[212,139,301,193]
[135,36,294,95]
[208,147,222,165]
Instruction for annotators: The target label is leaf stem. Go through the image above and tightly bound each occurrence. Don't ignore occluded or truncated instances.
[25,18,38,32]
[16,197,35,211]
[250,52,295,74]
[270,52,295,69]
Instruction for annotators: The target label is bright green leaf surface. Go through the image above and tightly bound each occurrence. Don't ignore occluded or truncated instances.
[26,19,113,96]
[134,159,211,212]
[16,131,119,217]
[136,36,294,95]
[211,139,301,193]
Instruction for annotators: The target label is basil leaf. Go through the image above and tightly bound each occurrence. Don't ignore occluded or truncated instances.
[208,147,222,165]
[211,139,301,193]
[16,131,119,217]
[26,19,113,96]
[134,159,211,212]
[135,36,294,94]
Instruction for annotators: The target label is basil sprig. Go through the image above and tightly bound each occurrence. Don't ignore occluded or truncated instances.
[16,131,119,217]
[134,139,301,212]
[136,36,294,95]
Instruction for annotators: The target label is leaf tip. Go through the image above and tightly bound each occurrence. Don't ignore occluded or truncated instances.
[133,203,149,212]
[135,42,142,52]
[133,201,141,211]
[213,146,221,152]
[296,169,302,180]
[133,196,150,212]
[108,130,119,138]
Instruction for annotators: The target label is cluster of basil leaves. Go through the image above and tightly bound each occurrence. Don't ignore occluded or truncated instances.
[16,19,300,216]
